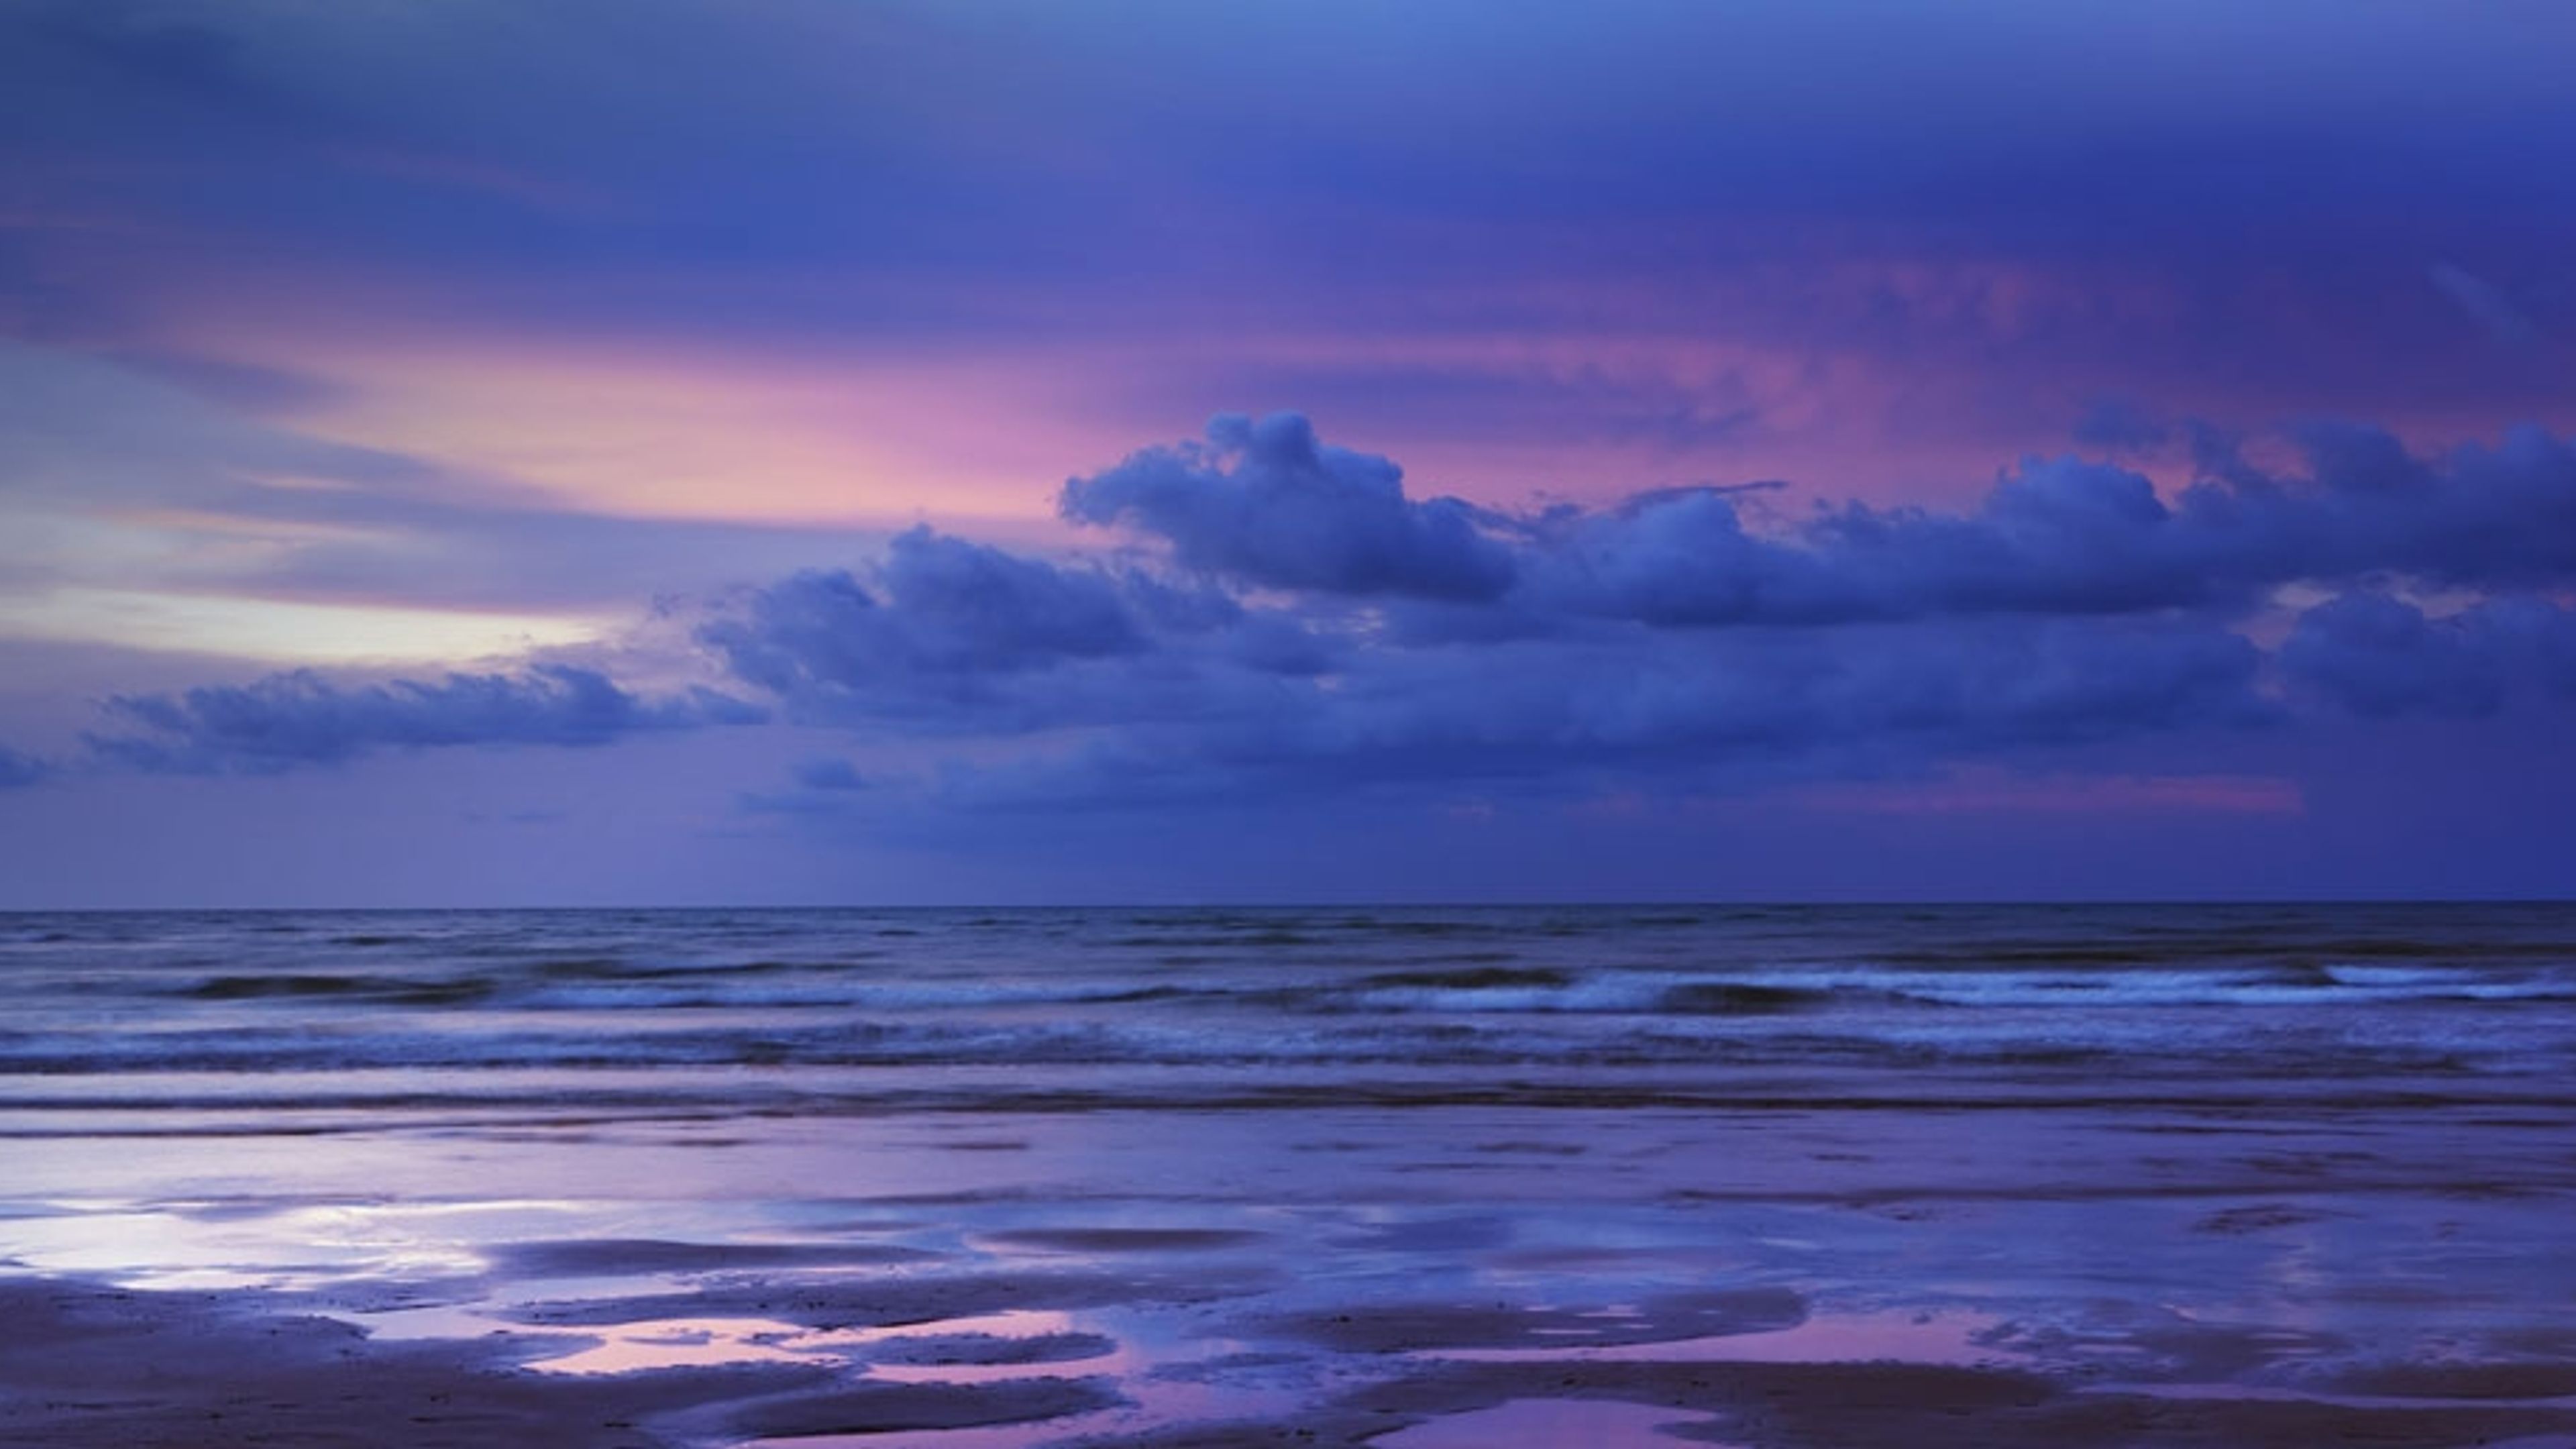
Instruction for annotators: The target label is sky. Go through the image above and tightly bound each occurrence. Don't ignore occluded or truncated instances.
[3,0,2575,906]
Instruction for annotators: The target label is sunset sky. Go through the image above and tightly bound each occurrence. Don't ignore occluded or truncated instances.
[5,1,2575,904]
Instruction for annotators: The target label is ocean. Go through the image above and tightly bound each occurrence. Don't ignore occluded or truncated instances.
[5,904,2575,1446]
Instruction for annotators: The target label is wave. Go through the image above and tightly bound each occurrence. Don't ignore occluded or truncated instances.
[123,955,2576,1022]
[2,906,2571,1093]
[184,973,502,1007]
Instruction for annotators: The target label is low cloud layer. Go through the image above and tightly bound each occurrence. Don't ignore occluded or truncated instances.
[87,665,760,775]
[1061,413,1519,601]
[1065,417,2576,626]
[36,415,2576,818]
[2280,592,2576,719]
[706,414,2576,815]
[702,529,1155,720]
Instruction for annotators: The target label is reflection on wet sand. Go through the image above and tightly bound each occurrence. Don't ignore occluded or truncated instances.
[7,1129,2576,1448]
[1371,1398,1730,1448]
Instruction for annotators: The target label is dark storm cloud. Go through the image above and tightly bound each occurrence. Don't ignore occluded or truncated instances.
[2280,592,2576,719]
[1064,414,2576,623]
[710,415,2576,815]
[1536,422,2576,625]
[1546,417,2576,621]
[50,413,2576,814]
[699,527,1149,716]
[87,665,761,775]
[1060,413,1518,600]
[900,615,2270,814]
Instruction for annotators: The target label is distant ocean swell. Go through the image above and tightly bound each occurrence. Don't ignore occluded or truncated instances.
[2,905,2571,1095]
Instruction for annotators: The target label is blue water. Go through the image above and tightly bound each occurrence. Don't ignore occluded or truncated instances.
[5,903,2572,1085]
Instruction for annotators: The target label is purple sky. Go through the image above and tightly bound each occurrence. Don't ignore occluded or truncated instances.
[4,1,2575,905]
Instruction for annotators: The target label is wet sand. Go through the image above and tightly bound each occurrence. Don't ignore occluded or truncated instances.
[7,1091,2576,1448]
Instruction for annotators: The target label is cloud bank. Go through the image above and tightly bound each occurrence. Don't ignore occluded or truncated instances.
[46,415,2576,822]
[702,414,2576,815]
[2280,592,2576,719]
[1065,417,2576,626]
[1061,413,1519,601]
[88,665,760,775]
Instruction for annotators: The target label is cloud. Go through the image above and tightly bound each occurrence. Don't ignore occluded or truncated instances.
[738,755,871,818]
[1536,423,2576,627]
[0,745,48,788]
[699,523,1332,732]
[2279,591,2576,718]
[726,588,2271,820]
[918,612,2271,814]
[87,665,760,774]
[59,413,2576,819]
[1060,413,1519,600]
[716,415,2576,819]
[1055,413,2576,632]
[792,756,867,792]
[699,527,1148,721]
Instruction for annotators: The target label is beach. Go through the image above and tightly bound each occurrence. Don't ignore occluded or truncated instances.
[5,905,2576,1446]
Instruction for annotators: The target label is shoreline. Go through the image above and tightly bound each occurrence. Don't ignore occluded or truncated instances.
[9,1254,2576,1448]
[9,906,2576,1445]
[8,1093,2576,1447]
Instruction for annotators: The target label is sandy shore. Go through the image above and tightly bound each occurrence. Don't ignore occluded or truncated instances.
[7,1264,2576,1448]
[8,1091,2576,1447]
